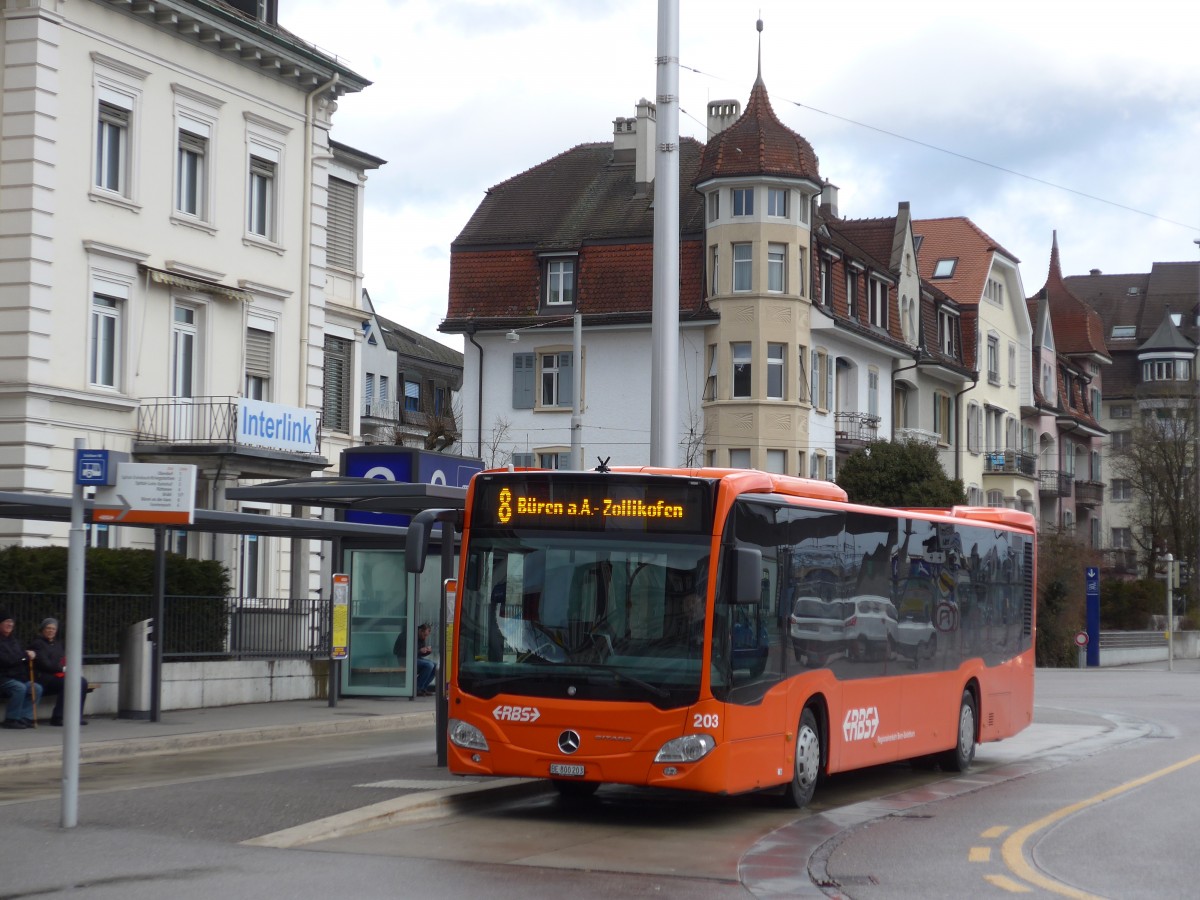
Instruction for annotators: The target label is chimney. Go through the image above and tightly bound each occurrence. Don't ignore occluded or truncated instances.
[820,182,839,219]
[612,115,635,163]
[1089,268,1102,276]
[707,99,740,139]
[634,98,656,190]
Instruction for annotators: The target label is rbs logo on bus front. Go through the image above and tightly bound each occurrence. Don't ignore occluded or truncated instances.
[842,706,880,742]
[493,705,541,723]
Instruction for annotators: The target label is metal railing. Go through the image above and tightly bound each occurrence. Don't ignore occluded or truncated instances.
[983,448,1037,477]
[136,396,324,451]
[362,398,401,421]
[834,412,880,443]
[894,427,940,446]
[1039,470,1073,497]
[0,593,329,662]
[1074,480,1105,508]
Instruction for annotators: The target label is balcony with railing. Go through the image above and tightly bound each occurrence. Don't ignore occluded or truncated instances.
[1074,479,1105,508]
[835,412,880,449]
[135,396,326,473]
[983,448,1037,478]
[361,398,401,424]
[895,427,940,446]
[1038,469,1073,497]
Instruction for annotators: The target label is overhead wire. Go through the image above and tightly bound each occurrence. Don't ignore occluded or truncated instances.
[679,62,1200,234]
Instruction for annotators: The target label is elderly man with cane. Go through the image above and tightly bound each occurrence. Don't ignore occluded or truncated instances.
[0,610,41,729]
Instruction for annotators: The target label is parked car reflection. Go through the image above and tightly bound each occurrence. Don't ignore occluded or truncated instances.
[788,596,849,667]
[845,595,898,662]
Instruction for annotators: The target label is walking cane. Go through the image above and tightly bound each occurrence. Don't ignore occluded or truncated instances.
[28,656,36,728]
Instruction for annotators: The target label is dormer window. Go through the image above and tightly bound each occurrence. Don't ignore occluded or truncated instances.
[1111,325,1136,339]
[932,258,957,279]
[542,256,576,308]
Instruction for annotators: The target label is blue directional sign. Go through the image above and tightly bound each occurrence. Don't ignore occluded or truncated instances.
[1085,566,1100,667]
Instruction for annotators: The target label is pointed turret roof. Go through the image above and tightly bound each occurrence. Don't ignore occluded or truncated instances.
[695,76,820,185]
[1033,232,1110,362]
[1138,311,1195,354]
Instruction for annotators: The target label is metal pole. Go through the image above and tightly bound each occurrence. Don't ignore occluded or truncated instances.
[572,312,583,469]
[650,0,680,466]
[62,439,87,828]
[1194,239,1199,627]
[436,514,456,767]
[1165,552,1174,672]
[151,526,165,722]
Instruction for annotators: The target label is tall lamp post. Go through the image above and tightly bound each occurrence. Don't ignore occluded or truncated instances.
[1194,238,1200,625]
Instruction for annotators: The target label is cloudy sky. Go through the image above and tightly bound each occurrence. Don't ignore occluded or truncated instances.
[281,0,1200,353]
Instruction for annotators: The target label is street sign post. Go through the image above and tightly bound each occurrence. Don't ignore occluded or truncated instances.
[93,463,197,525]
[1085,567,1100,667]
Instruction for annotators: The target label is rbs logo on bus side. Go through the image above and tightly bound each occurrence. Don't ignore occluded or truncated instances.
[493,705,541,723]
[842,706,880,742]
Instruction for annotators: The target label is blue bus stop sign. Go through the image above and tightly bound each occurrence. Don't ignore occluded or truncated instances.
[76,450,111,486]
[1085,567,1100,667]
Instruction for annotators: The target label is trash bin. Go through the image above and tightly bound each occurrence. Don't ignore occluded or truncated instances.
[118,618,153,720]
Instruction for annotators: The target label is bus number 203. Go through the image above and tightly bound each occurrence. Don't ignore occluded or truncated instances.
[693,713,719,729]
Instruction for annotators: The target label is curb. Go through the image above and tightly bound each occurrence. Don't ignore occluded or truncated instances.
[0,711,436,771]
[244,777,553,848]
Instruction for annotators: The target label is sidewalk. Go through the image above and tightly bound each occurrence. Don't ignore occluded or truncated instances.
[0,694,436,771]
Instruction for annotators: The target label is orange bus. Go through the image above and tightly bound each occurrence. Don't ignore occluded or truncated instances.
[408,466,1035,806]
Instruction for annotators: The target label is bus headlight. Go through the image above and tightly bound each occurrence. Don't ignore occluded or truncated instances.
[448,718,489,752]
[654,733,716,763]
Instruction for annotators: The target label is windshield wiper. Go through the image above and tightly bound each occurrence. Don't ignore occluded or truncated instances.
[568,664,671,700]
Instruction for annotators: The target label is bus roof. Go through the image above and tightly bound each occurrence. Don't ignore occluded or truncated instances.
[612,466,849,503]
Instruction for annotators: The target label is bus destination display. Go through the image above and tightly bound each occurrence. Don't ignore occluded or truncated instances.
[472,475,711,533]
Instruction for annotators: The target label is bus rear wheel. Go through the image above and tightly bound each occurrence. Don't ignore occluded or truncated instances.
[940,689,976,772]
[783,707,822,808]
[553,779,600,799]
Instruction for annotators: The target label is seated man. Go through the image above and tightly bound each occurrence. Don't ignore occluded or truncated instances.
[29,618,88,726]
[1,610,41,729]
[415,623,437,696]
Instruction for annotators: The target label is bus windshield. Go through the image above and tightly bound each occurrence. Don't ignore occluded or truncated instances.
[457,472,717,708]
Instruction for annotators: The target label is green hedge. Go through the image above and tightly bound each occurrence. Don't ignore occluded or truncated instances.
[0,547,230,656]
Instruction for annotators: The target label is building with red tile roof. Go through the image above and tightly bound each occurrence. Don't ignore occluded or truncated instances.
[1026,233,1110,545]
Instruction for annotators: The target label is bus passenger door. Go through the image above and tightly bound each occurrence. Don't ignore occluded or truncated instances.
[717,502,790,793]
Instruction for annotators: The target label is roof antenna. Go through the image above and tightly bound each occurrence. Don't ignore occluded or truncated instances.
[756,14,763,83]
[595,456,611,473]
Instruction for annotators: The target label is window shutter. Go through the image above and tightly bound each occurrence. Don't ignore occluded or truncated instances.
[327,177,357,270]
[323,335,351,433]
[512,453,535,467]
[246,328,272,379]
[557,352,573,408]
[512,353,534,408]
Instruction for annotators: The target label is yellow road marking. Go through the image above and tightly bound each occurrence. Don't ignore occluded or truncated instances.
[985,874,1033,893]
[982,825,1008,839]
[969,846,991,863]
[1001,751,1200,898]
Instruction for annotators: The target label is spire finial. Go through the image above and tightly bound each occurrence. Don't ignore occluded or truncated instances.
[756,15,764,82]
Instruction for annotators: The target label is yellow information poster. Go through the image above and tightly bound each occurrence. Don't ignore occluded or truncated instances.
[331,573,349,660]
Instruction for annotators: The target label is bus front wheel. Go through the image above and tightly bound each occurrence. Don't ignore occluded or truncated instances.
[940,689,976,772]
[783,707,822,808]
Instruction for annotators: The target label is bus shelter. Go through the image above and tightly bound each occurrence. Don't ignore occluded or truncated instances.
[225,479,466,698]
[0,478,466,703]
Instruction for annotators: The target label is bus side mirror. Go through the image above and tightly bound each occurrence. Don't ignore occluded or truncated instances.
[405,510,441,574]
[735,547,762,604]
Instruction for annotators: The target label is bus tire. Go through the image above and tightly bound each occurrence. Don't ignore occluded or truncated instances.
[940,689,976,772]
[553,779,600,799]
[783,707,822,808]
